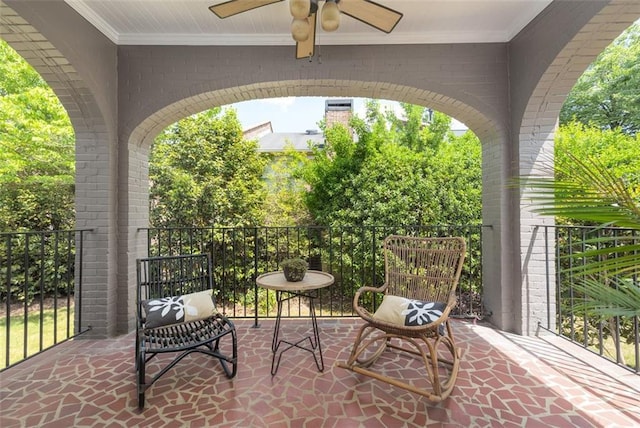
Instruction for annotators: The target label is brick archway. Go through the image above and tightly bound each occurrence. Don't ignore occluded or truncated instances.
[510,1,640,334]
[122,79,501,333]
[1,1,119,336]
[129,80,500,149]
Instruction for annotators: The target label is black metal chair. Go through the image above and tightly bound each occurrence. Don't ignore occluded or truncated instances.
[135,254,237,409]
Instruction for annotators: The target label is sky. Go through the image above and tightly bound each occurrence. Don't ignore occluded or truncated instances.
[223,97,467,133]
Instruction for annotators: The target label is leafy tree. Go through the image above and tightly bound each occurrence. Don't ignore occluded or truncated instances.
[0,40,75,232]
[429,131,482,225]
[560,23,640,135]
[297,123,364,225]
[324,135,437,226]
[149,108,267,228]
[555,122,639,204]
[297,103,482,227]
[0,40,76,302]
[294,104,483,314]
[262,143,311,227]
[387,104,452,152]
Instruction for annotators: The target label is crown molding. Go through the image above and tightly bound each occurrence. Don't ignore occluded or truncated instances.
[116,30,512,46]
[65,0,119,43]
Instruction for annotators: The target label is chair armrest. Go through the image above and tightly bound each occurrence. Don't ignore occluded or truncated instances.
[353,285,387,318]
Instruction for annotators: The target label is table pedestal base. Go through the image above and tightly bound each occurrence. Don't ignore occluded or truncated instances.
[271,289,324,375]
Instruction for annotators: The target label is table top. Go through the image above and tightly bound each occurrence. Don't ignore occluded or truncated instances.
[256,270,334,292]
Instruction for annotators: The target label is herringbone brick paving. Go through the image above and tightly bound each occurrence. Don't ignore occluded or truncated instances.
[1,319,638,427]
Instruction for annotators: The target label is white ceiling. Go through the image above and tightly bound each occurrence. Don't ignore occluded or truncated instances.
[64,0,553,46]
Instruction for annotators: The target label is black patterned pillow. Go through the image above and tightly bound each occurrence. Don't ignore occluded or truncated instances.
[373,295,446,327]
[142,289,216,328]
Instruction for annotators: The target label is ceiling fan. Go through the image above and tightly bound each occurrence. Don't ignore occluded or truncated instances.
[209,0,403,59]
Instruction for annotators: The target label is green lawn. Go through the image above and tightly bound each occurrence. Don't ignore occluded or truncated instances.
[0,306,74,369]
[592,336,638,370]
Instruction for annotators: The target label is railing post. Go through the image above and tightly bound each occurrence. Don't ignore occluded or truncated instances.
[38,233,45,351]
[22,234,29,360]
[77,230,84,334]
[542,225,550,329]
[4,235,12,368]
[253,226,259,328]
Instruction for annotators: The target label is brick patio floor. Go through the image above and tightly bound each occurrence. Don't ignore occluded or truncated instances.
[1,318,638,427]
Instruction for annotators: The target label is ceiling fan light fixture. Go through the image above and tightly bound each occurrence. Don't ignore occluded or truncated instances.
[321,0,340,32]
[209,0,403,59]
[290,0,311,20]
[291,17,311,41]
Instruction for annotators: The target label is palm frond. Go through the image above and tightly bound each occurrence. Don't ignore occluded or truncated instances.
[523,152,640,320]
[571,277,640,317]
[562,242,640,277]
[523,154,640,229]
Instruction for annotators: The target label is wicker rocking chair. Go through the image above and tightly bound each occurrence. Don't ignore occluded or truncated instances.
[135,254,237,409]
[337,235,466,402]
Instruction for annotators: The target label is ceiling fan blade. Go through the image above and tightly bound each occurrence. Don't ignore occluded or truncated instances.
[209,0,283,19]
[296,12,317,59]
[338,0,403,33]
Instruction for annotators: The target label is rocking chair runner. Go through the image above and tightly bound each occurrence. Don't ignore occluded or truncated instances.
[135,254,237,409]
[337,235,466,402]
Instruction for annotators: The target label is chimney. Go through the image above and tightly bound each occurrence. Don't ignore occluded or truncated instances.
[325,99,353,131]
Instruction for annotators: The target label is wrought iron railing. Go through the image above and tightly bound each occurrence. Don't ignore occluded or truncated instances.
[5,224,636,374]
[140,225,486,324]
[0,229,92,370]
[536,225,640,373]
